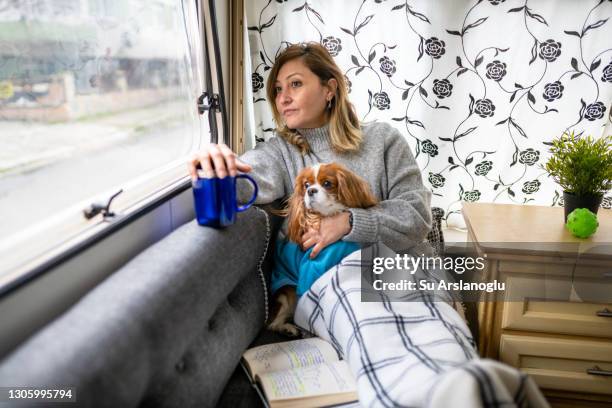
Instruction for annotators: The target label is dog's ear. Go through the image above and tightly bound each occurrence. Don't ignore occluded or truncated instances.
[336,167,378,208]
[286,173,307,243]
[270,196,290,218]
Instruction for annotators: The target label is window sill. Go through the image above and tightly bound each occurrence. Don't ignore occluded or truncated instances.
[0,160,193,295]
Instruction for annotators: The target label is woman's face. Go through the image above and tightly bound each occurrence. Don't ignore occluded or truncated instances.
[274,58,336,129]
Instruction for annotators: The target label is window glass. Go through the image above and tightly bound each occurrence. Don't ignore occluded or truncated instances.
[0,0,204,241]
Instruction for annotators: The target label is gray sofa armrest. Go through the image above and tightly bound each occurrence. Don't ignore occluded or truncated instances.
[0,205,281,408]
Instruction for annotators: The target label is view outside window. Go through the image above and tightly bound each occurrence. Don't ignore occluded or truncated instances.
[0,0,204,242]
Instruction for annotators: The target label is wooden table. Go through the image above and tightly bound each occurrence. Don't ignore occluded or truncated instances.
[462,202,612,407]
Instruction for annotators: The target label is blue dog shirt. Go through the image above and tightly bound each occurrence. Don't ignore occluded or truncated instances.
[271,239,360,297]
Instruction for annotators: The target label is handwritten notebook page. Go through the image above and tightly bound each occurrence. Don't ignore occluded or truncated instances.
[243,337,338,378]
[259,360,356,400]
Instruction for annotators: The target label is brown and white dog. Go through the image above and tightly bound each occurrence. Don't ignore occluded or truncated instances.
[268,163,378,336]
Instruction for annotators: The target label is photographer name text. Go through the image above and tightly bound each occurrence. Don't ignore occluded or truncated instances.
[372,279,505,293]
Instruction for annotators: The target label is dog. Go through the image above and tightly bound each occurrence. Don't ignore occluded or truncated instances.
[268,163,378,336]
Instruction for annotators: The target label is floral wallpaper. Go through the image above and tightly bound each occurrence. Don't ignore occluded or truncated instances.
[245,0,612,227]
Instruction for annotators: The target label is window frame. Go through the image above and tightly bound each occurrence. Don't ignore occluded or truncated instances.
[0,0,226,295]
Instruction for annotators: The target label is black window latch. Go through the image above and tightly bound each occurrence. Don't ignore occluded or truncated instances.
[197,92,221,114]
[83,189,123,220]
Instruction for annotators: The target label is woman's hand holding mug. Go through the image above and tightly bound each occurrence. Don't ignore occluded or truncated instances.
[188,144,257,228]
[188,143,252,181]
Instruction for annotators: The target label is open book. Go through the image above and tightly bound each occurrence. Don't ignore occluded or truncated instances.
[241,337,359,408]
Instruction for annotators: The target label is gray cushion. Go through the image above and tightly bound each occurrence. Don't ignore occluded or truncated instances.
[0,206,279,408]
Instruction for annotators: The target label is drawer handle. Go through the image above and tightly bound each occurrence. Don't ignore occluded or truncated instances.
[586,366,612,376]
[596,308,612,317]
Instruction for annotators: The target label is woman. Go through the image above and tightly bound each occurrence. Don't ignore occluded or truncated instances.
[187,43,549,408]
[188,42,432,258]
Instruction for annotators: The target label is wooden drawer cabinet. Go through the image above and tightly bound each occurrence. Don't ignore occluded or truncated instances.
[501,274,612,338]
[462,203,612,406]
[500,334,612,396]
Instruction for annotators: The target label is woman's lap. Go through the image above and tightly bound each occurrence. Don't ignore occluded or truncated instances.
[294,243,478,407]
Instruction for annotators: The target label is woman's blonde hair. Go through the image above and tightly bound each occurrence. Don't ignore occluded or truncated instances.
[265,42,362,154]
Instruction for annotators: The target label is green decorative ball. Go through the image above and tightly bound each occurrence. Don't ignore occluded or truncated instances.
[565,208,599,238]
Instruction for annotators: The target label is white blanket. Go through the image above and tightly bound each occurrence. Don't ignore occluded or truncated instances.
[294,244,549,408]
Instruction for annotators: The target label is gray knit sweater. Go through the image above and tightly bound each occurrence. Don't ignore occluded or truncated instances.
[238,121,432,251]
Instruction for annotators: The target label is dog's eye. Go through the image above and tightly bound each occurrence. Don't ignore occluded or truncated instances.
[323,180,332,188]
[304,182,310,189]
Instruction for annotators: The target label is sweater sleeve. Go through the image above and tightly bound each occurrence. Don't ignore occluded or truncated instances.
[342,126,432,250]
[236,137,289,205]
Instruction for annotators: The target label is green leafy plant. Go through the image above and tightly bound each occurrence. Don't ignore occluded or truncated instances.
[545,131,612,196]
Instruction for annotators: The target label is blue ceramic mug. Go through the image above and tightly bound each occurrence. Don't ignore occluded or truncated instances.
[192,174,258,227]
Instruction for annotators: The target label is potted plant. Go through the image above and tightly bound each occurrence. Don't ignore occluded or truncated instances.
[545,131,612,221]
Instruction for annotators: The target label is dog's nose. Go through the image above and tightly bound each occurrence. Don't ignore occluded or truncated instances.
[307,187,318,197]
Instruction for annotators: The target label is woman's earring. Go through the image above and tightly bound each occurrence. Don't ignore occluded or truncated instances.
[327,99,332,109]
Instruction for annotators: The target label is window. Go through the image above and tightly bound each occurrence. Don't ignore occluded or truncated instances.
[0,0,208,277]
